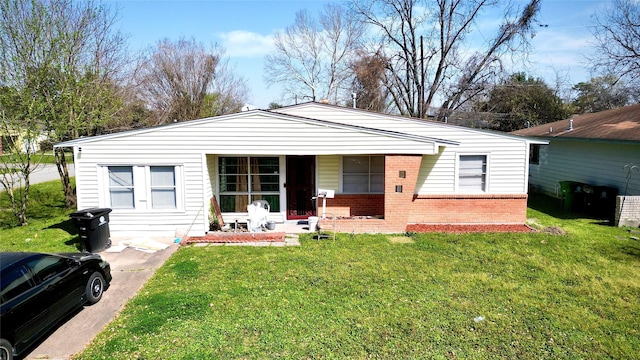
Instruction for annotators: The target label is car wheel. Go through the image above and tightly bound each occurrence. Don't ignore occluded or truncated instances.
[85,272,105,305]
[0,338,13,360]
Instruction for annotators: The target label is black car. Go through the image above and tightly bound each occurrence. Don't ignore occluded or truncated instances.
[0,252,112,360]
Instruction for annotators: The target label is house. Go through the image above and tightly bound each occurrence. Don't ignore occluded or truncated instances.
[55,102,543,238]
[1,129,47,155]
[512,104,640,226]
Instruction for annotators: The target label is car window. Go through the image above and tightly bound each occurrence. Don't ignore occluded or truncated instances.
[0,266,35,303]
[26,256,71,282]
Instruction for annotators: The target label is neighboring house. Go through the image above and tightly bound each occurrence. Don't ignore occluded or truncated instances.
[512,104,640,226]
[55,102,543,238]
[1,129,47,155]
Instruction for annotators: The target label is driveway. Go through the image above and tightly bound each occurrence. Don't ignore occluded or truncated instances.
[24,240,179,360]
[30,164,74,185]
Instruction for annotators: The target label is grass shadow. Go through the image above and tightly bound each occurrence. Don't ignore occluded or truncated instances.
[47,218,77,235]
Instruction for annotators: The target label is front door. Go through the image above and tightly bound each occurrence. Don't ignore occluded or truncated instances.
[286,155,316,219]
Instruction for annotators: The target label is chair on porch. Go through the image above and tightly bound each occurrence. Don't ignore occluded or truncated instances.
[247,200,270,232]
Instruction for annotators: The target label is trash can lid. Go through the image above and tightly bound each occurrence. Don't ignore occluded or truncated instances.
[70,208,112,218]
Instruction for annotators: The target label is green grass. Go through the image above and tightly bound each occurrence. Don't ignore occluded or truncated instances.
[72,195,639,359]
[0,179,81,252]
[1,186,638,358]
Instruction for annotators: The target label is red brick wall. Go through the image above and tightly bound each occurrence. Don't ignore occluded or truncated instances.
[409,194,528,224]
[321,194,384,217]
[383,155,423,232]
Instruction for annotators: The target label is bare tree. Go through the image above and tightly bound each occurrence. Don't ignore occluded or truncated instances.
[590,0,640,89]
[351,0,541,118]
[0,0,127,211]
[134,38,249,124]
[264,3,364,104]
[200,56,250,116]
[351,51,389,112]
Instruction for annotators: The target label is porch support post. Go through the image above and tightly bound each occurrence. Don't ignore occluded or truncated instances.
[384,155,423,232]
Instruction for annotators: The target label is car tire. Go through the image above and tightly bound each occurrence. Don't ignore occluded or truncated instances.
[0,338,13,360]
[85,272,105,305]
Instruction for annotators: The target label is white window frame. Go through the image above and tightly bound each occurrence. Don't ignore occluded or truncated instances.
[456,154,489,193]
[101,165,184,212]
[340,155,385,194]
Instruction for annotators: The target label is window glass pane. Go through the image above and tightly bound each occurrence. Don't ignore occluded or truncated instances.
[109,166,133,186]
[254,157,279,174]
[219,157,249,192]
[220,194,249,212]
[343,156,369,173]
[344,174,369,193]
[251,194,280,212]
[109,166,134,208]
[151,189,177,208]
[252,174,279,192]
[370,174,385,193]
[150,166,175,186]
[151,166,176,209]
[370,156,385,173]
[459,155,486,192]
[530,144,540,165]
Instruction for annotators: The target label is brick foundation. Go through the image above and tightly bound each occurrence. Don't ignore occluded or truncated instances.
[409,194,528,224]
[321,194,384,217]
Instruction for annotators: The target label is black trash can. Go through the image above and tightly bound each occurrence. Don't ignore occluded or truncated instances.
[70,208,112,252]
[593,186,619,223]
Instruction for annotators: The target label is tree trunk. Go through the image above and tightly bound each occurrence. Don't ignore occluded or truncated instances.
[55,148,77,209]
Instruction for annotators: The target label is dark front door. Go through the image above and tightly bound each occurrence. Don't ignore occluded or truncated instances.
[286,155,316,220]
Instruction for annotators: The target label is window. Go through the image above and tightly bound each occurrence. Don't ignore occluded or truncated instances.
[530,144,540,165]
[219,157,280,212]
[27,255,70,282]
[105,165,181,210]
[343,156,384,193]
[108,166,134,208]
[0,266,34,303]
[458,155,487,192]
[150,166,177,209]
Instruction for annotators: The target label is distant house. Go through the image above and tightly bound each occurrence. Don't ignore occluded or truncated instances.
[55,102,542,238]
[1,129,47,155]
[512,104,640,226]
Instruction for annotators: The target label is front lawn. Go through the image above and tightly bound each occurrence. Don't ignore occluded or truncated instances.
[75,200,640,359]
[0,179,80,252]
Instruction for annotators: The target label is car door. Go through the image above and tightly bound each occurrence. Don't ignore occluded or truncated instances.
[0,262,50,351]
[26,255,84,325]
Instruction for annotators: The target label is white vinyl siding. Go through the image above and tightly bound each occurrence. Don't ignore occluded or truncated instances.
[528,140,640,197]
[317,155,340,191]
[275,104,528,195]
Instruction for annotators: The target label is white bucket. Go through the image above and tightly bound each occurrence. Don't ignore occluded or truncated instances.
[308,216,319,231]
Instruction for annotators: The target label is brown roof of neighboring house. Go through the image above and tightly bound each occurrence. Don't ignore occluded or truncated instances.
[512,104,640,142]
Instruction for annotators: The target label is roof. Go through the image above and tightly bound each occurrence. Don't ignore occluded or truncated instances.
[54,107,460,150]
[512,104,640,142]
[273,102,545,144]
